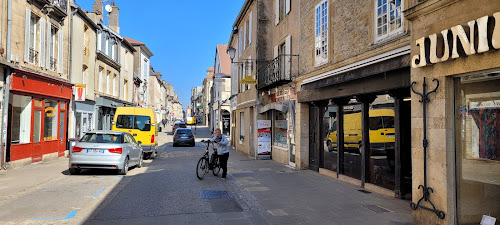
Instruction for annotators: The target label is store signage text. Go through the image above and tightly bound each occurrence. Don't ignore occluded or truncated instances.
[412,12,500,68]
[240,75,257,85]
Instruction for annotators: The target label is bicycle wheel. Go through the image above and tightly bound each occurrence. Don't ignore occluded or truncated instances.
[196,157,208,180]
[212,157,220,176]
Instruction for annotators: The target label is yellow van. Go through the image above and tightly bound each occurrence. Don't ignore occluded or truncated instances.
[327,109,395,153]
[186,117,196,125]
[112,107,158,159]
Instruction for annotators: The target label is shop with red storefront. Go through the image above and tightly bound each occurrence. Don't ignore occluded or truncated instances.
[6,69,72,165]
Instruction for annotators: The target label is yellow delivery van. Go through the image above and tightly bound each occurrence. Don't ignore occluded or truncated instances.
[112,107,158,159]
[326,109,395,153]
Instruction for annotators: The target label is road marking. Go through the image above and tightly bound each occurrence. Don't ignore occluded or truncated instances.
[117,175,123,178]
[92,189,104,198]
[31,211,77,220]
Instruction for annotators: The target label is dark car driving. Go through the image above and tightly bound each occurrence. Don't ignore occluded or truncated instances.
[173,128,195,147]
[172,122,187,134]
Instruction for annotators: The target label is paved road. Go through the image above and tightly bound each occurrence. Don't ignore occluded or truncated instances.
[0,124,413,225]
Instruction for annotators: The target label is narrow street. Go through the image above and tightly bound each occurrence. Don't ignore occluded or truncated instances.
[0,125,412,225]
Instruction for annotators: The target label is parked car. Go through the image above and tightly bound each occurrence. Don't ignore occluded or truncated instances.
[172,122,187,134]
[173,128,195,147]
[112,107,158,159]
[69,131,143,175]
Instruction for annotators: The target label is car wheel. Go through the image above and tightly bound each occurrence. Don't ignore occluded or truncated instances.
[191,142,195,147]
[118,157,129,175]
[69,168,80,175]
[137,153,144,168]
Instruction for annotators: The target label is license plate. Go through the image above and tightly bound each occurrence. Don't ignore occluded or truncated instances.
[386,135,395,138]
[181,137,189,139]
[86,149,104,153]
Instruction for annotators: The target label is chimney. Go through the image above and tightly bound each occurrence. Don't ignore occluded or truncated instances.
[109,2,120,33]
[93,0,103,22]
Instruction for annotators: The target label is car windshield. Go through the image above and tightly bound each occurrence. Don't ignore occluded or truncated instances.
[134,116,151,131]
[80,133,122,143]
[176,130,192,135]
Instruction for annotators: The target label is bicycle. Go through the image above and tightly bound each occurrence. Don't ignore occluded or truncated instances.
[196,140,221,180]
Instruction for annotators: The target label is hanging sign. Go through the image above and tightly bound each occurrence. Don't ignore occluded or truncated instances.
[240,75,257,85]
[74,84,86,101]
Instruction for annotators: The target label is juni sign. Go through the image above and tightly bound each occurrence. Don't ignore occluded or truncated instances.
[412,12,500,68]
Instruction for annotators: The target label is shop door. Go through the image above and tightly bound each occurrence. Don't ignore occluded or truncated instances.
[309,106,320,171]
[58,103,67,157]
[32,100,44,163]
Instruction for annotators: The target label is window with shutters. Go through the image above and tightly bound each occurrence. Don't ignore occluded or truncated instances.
[106,71,111,94]
[47,26,58,71]
[315,0,328,67]
[275,0,290,25]
[27,13,39,64]
[375,0,404,42]
[98,67,103,92]
[113,74,117,96]
[238,31,242,57]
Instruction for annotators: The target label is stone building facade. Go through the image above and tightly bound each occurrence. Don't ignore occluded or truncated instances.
[296,0,413,201]
[405,0,500,224]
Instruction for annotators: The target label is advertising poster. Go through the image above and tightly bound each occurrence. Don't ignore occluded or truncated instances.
[257,120,272,155]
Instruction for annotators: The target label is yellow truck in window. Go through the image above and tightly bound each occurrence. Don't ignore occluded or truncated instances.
[112,107,158,159]
[326,109,395,153]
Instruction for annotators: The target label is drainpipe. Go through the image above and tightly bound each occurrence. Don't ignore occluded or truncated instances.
[1,0,13,169]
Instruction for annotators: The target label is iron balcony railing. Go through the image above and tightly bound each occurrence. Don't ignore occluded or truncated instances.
[49,57,57,71]
[29,48,39,64]
[52,0,67,11]
[257,54,299,90]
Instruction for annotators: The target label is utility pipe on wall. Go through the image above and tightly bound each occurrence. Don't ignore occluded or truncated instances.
[1,0,13,169]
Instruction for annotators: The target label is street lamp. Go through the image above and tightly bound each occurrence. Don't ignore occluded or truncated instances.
[227,47,236,63]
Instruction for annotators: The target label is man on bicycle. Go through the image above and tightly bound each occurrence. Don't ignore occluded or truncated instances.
[211,128,229,180]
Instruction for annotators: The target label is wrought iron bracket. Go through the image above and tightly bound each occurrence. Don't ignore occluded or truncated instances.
[410,77,445,220]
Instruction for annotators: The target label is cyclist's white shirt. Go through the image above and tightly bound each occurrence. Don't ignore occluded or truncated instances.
[210,134,230,155]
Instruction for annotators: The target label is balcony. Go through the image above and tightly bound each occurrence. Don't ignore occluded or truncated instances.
[32,0,67,22]
[257,54,299,90]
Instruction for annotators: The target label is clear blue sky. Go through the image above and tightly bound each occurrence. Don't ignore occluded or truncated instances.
[76,0,245,109]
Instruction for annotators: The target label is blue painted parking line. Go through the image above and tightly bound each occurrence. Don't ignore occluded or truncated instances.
[117,175,123,178]
[93,189,104,198]
[31,211,77,221]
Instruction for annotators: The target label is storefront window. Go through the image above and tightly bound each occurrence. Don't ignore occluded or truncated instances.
[455,75,500,224]
[323,104,338,172]
[44,100,58,141]
[273,111,288,148]
[367,94,396,190]
[343,101,362,180]
[75,112,82,138]
[59,111,65,139]
[11,95,32,144]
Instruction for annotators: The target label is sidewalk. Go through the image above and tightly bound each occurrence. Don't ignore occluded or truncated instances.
[0,157,69,204]
[223,146,414,225]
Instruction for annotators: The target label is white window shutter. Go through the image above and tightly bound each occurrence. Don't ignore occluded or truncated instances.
[243,22,247,50]
[273,45,278,58]
[275,0,279,25]
[286,0,291,15]
[57,29,63,73]
[46,21,51,69]
[24,8,31,62]
[249,12,252,44]
[39,18,45,68]
[238,30,242,57]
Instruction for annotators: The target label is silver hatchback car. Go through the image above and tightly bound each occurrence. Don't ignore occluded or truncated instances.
[69,131,143,175]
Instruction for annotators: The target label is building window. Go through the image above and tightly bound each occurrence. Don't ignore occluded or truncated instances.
[98,67,103,92]
[273,111,288,148]
[44,100,58,141]
[106,71,111,94]
[82,65,87,84]
[124,50,128,70]
[248,12,252,45]
[375,0,403,41]
[455,75,500,224]
[11,95,32,144]
[240,112,245,141]
[275,0,290,24]
[123,80,128,101]
[238,30,242,57]
[315,0,328,66]
[113,74,117,96]
[27,13,39,64]
[48,26,57,71]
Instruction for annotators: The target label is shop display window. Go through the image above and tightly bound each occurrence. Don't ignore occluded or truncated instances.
[11,95,32,144]
[455,75,500,224]
[43,100,58,141]
[323,104,338,172]
[273,111,288,148]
